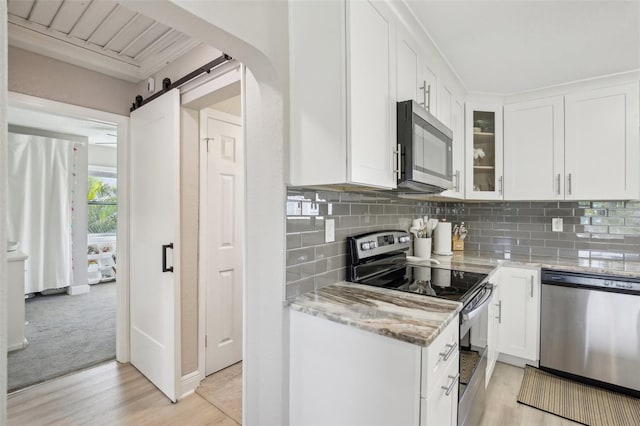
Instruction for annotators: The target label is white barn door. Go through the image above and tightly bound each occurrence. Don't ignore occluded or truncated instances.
[200,109,244,375]
[130,89,180,401]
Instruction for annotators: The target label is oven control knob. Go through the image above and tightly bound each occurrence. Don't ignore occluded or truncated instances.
[361,242,371,251]
[399,236,410,243]
[369,241,378,249]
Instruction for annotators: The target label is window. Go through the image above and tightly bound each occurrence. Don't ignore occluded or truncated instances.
[88,169,117,235]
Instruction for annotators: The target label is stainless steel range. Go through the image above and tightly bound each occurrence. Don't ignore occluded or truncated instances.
[347,230,493,426]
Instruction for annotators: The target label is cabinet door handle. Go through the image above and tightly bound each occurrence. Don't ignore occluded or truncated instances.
[496,300,502,324]
[162,243,174,273]
[419,80,427,109]
[455,170,461,192]
[498,176,503,195]
[530,276,535,298]
[441,373,460,396]
[427,84,431,112]
[567,173,572,195]
[556,173,561,196]
[393,143,402,180]
[439,342,458,361]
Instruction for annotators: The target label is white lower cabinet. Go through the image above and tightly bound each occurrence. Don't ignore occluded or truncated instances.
[422,353,459,426]
[496,267,541,364]
[290,310,459,426]
[485,277,501,387]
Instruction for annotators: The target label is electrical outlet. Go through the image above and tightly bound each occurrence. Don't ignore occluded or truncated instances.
[325,218,335,243]
[552,217,563,232]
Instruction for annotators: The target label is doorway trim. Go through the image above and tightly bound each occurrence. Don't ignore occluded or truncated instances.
[7,91,131,362]
[179,65,243,383]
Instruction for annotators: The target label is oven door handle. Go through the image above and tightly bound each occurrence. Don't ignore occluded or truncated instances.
[462,283,494,322]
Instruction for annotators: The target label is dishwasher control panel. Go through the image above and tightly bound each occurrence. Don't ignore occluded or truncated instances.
[542,269,640,294]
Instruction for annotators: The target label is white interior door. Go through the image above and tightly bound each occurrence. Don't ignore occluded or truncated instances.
[201,109,244,376]
[130,90,180,401]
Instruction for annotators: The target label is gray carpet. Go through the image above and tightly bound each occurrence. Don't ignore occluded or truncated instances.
[7,282,116,392]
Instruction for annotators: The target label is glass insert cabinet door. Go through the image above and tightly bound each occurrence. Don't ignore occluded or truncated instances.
[465,104,503,200]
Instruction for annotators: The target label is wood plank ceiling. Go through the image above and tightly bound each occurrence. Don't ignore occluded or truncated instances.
[7,0,200,82]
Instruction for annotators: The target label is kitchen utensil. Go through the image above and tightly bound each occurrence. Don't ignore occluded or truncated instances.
[459,222,468,241]
[426,219,439,238]
[412,218,424,230]
[410,227,423,239]
[414,237,432,259]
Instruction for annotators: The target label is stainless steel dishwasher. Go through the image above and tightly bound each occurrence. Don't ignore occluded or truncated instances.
[540,269,640,394]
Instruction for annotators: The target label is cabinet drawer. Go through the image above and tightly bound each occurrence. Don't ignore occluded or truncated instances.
[421,353,459,426]
[422,317,459,394]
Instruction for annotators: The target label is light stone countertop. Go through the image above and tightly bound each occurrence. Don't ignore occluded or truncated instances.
[423,252,640,279]
[288,251,640,349]
[288,281,462,347]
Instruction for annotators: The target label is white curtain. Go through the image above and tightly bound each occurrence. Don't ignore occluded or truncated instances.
[7,132,74,294]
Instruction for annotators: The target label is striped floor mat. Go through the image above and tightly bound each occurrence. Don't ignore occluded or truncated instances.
[517,365,640,425]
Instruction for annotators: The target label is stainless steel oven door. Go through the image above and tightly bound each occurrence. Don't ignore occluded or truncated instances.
[458,283,493,426]
[460,283,494,337]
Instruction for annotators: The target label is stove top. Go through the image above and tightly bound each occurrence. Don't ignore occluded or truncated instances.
[356,265,488,304]
[347,230,488,305]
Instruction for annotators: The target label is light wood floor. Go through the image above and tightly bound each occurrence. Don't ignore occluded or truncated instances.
[196,362,242,425]
[8,359,579,425]
[7,361,238,426]
[481,362,580,426]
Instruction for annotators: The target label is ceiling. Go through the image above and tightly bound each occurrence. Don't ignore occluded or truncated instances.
[405,1,640,95]
[8,106,118,146]
[7,1,638,94]
[7,0,200,83]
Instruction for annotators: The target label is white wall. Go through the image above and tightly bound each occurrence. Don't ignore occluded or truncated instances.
[210,94,241,116]
[1,1,9,422]
[119,1,290,424]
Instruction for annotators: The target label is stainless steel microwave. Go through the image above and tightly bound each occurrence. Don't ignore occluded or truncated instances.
[396,100,454,193]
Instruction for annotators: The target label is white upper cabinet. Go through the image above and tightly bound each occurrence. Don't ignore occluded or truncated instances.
[397,33,420,103]
[564,83,639,200]
[348,0,396,188]
[441,97,465,198]
[504,97,564,200]
[502,82,639,201]
[465,103,504,200]
[420,63,438,117]
[289,0,396,189]
[396,29,439,119]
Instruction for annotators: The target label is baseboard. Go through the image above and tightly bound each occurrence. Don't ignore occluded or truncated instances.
[498,352,538,368]
[179,370,202,400]
[67,284,90,296]
[7,338,28,352]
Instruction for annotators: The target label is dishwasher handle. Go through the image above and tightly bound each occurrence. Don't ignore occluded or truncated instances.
[541,269,640,295]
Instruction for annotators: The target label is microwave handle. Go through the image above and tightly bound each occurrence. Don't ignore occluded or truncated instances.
[394,144,402,180]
